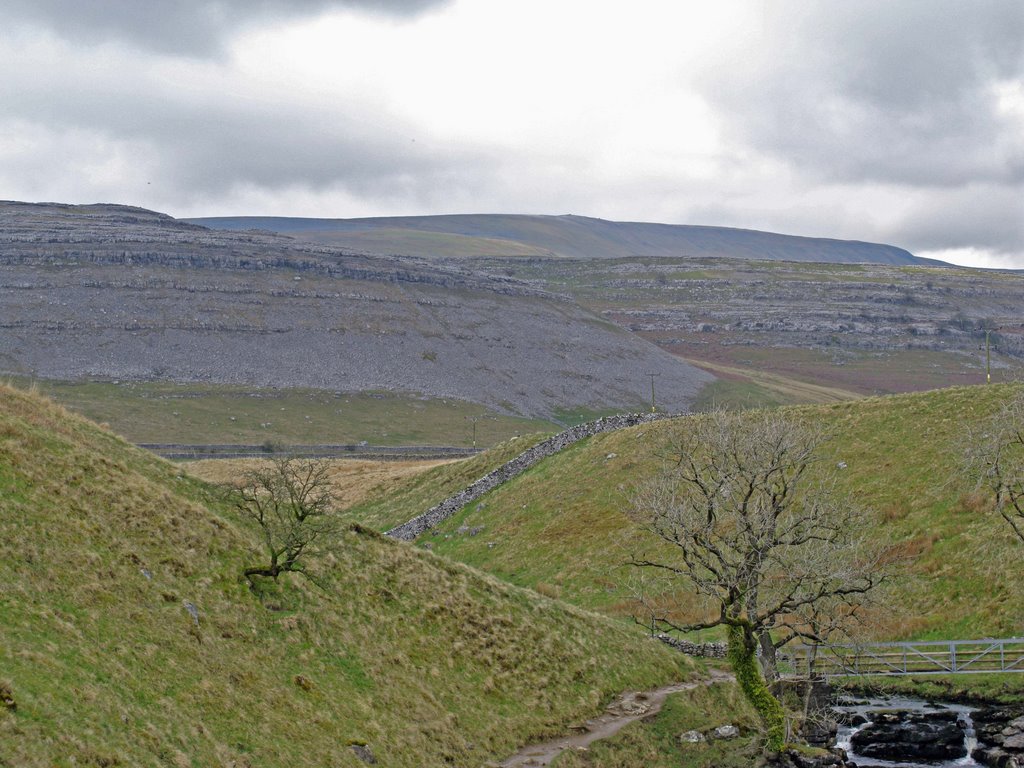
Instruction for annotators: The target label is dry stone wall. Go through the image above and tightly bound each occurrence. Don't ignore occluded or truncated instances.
[385,412,671,541]
[654,633,728,658]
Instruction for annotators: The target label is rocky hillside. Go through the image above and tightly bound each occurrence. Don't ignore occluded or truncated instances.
[0,201,711,418]
[191,212,924,264]
[470,255,1024,397]
[190,213,1024,398]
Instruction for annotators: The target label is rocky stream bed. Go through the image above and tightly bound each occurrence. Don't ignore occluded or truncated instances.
[831,695,1024,767]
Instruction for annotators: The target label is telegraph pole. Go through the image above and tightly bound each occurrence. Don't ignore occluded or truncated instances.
[466,414,493,449]
[985,329,992,384]
[980,326,1002,384]
[646,372,660,413]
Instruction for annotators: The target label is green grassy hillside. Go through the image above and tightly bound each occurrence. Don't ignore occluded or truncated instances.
[346,432,551,531]
[0,385,694,767]
[359,384,1024,640]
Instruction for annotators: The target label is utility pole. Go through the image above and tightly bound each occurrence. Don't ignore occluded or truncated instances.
[980,326,1002,384]
[646,372,660,413]
[467,414,491,449]
[985,329,992,384]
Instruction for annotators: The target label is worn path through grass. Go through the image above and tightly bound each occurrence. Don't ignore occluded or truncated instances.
[498,669,734,767]
[686,357,862,409]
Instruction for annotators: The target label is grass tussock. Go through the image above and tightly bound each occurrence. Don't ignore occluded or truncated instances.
[0,383,692,767]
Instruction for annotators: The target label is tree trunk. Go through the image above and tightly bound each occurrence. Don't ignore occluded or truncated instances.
[758,629,780,682]
[244,564,282,586]
[727,624,786,752]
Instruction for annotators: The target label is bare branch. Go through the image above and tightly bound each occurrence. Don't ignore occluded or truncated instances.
[627,408,885,669]
[223,456,342,589]
[967,390,1024,545]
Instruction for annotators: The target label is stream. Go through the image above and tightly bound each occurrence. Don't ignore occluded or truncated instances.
[833,695,980,767]
[498,684,1009,767]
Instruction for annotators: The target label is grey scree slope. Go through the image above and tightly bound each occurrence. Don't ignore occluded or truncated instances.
[0,201,712,418]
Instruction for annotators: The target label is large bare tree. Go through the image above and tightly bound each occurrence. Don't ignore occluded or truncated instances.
[226,456,340,588]
[971,390,1024,544]
[627,409,883,751]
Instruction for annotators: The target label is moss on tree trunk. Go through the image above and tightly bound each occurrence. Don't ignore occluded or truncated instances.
[727,624,785,752]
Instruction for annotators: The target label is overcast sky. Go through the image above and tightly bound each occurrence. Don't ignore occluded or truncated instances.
[2,1,1022,268]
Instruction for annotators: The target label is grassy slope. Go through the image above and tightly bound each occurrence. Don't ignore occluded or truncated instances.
[8,378,555,447]
[837,674,1024,707]
[357,384,1024,640]
[0,385,695,767]
[346,432,551,531]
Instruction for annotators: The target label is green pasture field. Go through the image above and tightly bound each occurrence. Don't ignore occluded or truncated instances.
[4,377,556,447]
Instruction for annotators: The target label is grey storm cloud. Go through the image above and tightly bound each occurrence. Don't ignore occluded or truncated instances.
[895,186,1024,254]
[0,1,1020,264]
[3,0,448,56]
[701,0,1024,189]
[0,59,496,206]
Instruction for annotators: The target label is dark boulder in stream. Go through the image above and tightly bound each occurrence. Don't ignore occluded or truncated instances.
[763,747,855,768]
[850,709,968,762]
[973,706,1024,767]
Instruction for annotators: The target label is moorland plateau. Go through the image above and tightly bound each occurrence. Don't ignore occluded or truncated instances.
[195,212,1024,401]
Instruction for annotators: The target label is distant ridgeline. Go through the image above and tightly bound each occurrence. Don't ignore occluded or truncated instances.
[190,212,927,265]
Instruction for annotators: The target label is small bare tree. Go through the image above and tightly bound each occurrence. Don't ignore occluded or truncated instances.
[226,456,340,587]
[626,409,883,751]
[970,390,1024,543]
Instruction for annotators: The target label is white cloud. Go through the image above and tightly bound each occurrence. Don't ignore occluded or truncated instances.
[0,0,1021,269]
[919,247,1023,271]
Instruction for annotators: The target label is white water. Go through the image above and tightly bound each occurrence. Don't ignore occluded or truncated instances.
[833,695,980,768]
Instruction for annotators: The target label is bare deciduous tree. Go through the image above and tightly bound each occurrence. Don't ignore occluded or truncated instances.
[226,457,340,587]
[970,391,1024,544]
[626,409,883,751]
